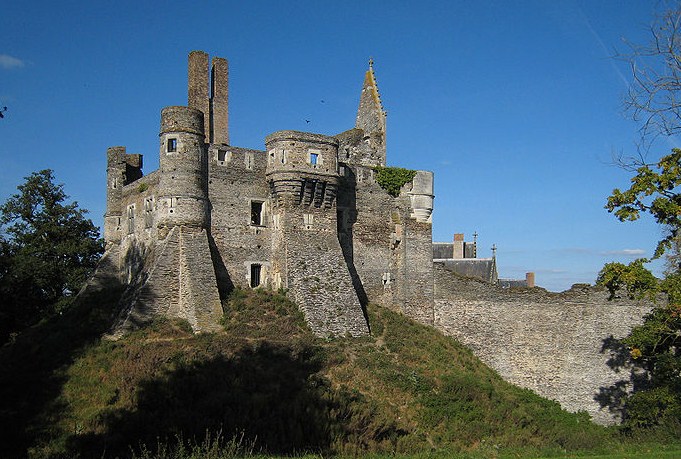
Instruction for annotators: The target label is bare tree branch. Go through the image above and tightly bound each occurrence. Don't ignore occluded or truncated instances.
[619,6,681,151]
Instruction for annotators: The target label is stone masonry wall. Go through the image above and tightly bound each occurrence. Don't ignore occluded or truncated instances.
[338,165,434,325]
[278,205,369,337]
[208,146,271,290]
[120,171,160,248]
[114,226,222,335]
[176,228,223,332]
[400,217,434,325]
[114,226,181,335]
[337,165,396,308]
[433,265,653,425]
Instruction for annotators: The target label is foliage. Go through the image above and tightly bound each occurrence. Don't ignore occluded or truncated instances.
[596,259,659,299]
[619,273,681,430]
[596,265,681,432]
[373,166,417,197]
[606,149,681,258]
[0,169,104,342]
[0,275,124,459]
[131,431,255,459]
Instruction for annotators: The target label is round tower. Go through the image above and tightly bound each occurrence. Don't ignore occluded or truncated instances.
[157,106,209,238]
[265,130,340,208]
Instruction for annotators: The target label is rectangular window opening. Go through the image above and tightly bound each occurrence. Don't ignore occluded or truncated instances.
[251,201,263,225]
[167,138,177,152]
[144,198,154,228]
[250,264,262,288]
[310,153,319,165]
[218,149,227,161]
[127,205,135,234]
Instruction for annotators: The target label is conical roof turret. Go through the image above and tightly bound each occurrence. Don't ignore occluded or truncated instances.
[353,58,387,165]
[356,58,387,135]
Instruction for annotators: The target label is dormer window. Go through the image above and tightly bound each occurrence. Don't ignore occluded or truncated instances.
[167,138,177,152]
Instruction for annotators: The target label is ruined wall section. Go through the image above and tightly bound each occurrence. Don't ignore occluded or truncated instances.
[207,145,271,291]
[337,163,434,325]
[433,266,653,425]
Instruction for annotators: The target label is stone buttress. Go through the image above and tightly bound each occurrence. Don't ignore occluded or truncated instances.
[110,106,223,335]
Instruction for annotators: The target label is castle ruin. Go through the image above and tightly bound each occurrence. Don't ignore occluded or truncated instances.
[95,50,653,425]
[103,51,434,337]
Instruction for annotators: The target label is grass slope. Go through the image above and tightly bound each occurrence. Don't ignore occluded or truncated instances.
[0,287,670,458]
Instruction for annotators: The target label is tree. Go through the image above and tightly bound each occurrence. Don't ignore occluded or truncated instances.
[600,4,681,433]
[620,5,681,149]
[605,148,681,258]
[596,259,659,300]
[0,170,104,342]
[596,264,681,430]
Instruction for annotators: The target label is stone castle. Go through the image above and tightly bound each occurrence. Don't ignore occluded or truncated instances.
[97,51,653,425]
[103,51,434,337]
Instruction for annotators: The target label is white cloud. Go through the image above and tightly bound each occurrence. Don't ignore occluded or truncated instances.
[0,54,25,70]
[601,248,646,256]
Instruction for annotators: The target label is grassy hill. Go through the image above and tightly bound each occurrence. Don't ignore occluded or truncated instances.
[0,286,666,458]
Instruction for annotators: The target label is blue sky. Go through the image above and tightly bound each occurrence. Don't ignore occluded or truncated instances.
[0,0,674,291]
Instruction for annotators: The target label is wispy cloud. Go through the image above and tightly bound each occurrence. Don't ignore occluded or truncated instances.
[577,7,629,89]
[601,248,646,256]
[0,54,25,70]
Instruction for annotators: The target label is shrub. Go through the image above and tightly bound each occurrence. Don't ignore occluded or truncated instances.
[373,166,417,197]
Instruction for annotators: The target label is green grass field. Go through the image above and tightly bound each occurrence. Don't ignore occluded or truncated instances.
[1,287,679,458]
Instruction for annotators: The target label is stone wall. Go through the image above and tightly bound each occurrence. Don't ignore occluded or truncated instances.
[277,205,369,337]
[337,164,434,325]
[113,226,222,335]
[207,146,271,291]
[119,171,160,248]
[433,265,653,425]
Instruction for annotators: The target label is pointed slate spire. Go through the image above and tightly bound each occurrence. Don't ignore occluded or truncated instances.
[355,58,387,164]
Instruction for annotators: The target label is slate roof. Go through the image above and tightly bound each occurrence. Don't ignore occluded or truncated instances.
[434,258,498,284]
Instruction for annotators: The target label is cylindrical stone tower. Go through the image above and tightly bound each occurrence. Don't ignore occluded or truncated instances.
[157,106,209,238]
[265,130,340,208]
